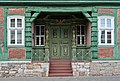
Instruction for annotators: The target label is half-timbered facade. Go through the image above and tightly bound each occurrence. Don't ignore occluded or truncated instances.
[0,0,120,77]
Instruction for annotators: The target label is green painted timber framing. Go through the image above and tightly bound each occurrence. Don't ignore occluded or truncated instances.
[25,6,98,60]
[1,0,120,7]
[1,0,120,3]
[2,6,120,61]
[97,8,120,60]
[0,8,8,61]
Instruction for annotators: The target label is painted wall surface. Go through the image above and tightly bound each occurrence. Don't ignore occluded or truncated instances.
[0,8,27,61]
[97,8,120,59]
[0,6,120,61]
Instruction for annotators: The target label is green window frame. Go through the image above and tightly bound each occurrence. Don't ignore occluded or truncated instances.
[34,25,45,46]
[76,25,86,46]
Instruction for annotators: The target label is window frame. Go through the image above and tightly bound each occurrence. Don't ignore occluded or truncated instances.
[34,25,45,46]
[7,16,25,47]
[98,16,114,46]
[76,25,86,46]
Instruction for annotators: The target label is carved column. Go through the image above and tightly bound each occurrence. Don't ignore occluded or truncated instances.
[44,25,49,61]
[72,25,77,60]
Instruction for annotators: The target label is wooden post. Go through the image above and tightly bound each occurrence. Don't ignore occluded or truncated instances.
[72,25,77,60]
[44,25,49,61]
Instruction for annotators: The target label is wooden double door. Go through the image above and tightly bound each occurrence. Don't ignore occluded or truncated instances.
[49,26,72,58]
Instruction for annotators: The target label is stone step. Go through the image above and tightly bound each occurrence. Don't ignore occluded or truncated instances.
[50,59,71,62]
[50,64,71,67]
[49,58,73,77]
[50,62,71,65]
[50,66,72,70]
[49,73,73,77]
[49,69,72,73]
[50,58,71,61]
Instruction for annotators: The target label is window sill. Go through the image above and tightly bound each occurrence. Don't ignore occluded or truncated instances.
[77,46,90,49]
[98,45,114,48]
[7,45,24,48]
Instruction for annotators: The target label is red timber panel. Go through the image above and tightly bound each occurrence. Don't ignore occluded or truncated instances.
[0,26,4,42]
[0,8,4,24]
[8,8,25,14]
[118,9,120,24]
[98,48,114,58]
[98,9,114,14]
[8,48,26,58]
[118,27,120,42]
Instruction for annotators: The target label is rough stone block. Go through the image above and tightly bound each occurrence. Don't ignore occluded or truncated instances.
[9,71,16,74]
[24,70,33,74]
[79,72,85,76]
[73,71,79,76]
[26,64,33,69]
[4,71,9,74]
[33,64,41,69]
[18,69,24,74]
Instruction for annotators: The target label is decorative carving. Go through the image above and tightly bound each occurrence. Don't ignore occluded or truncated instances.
[53,47,57,53]
[64,29,68,38]
[45,27,49,46]
[55,19,65,24]
[53,30,57,38]
[72,26,76,45]
[0,44,4,55]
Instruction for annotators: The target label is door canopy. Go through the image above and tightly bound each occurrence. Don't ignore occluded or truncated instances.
[26,6,97,23]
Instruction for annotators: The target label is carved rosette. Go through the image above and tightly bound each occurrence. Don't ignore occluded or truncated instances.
[72,25,76,46]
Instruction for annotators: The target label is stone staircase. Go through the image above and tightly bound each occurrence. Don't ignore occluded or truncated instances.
[49,58,73,77]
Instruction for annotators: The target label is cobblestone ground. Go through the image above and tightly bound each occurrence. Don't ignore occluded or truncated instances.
[0,76,120,81]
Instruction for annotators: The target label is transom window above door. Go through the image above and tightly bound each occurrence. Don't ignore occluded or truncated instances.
[35,25,45,46]
[7,16,25,47]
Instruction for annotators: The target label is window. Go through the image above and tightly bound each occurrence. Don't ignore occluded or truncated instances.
[76,25,86,46]
[35,25,45,46]
[98,16,114,45]
[7,16,25,46]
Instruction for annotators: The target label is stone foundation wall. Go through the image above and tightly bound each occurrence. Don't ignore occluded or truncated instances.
[0,61,120,77]
[90,61,120,76]
[0,62,49,77]
[72,62,90,76]
[72,61,120,76]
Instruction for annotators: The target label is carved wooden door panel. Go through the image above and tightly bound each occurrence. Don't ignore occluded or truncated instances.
[50,26,71,58]
[60,26,71,57]
[50,27,60,57]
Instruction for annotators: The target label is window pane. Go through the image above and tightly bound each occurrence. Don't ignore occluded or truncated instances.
[107,31,111,43]
[101,30,105,43]
[17,19,22,27]
[17,30,22,44]
[100,19,105,27]
[77,26,80,35]
[10,30,15,44]
[36,37,39,45]
[107,19,111,27]
[41,26,44,35]
[81,26,85,35]
[82,36,85,44]
[77,36,80,45]
[36,26,39,35]
[10,19,15,27]
[41,37,44,45]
